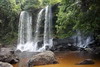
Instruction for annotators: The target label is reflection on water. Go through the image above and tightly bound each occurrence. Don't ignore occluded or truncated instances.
[13,51,100,67]
[15,52,39,67]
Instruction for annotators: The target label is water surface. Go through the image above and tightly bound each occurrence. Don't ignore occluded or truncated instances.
[13,51,100,67]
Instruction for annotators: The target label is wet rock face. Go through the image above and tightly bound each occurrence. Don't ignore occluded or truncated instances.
[0,62,13,67]
[28,51,58,67]
[76,59,95,65]
[0,48,19,64]
[50,38,77,51]
[93,47,100,55]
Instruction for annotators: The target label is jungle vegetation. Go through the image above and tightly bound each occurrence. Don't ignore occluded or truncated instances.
[0,0,99,45]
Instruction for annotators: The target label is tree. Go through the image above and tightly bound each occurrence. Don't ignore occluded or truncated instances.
[0,0,21,44]
[39,0,62,6]
[56,0,79,38]
[56,0,100,39]
[21,0,40,10]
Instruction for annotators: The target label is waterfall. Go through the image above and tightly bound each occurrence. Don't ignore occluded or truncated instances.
[33,9,44,51]
[18,11,32,44]
[73,31,94,48]
[17,11,34,52]
[38,5,53,51]
[43,6,53,49]
[17,5,53,52]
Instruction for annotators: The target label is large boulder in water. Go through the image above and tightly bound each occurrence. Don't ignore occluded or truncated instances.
[0,62,13,67]
[0,48,19,64]
[28,51,58,67]
[76,59,95,65]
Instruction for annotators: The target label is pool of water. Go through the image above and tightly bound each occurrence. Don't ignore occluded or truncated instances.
[13,51,100,67]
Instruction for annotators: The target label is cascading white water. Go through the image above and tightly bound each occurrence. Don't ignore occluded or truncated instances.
[17,5,53,52]
[48,5,53,49]
[33,9,44,51]
[17,11,33,52]
[44,6,49,46]
[74,31,93,48]
[38,5,53,51]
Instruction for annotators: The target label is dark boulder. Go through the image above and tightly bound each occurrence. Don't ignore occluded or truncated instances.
[93,47,100,55]
[0,48,19,64]
[50,38,77,51]
[76,59,95,65]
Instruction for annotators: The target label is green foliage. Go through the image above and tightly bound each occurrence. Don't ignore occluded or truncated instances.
[0,0,21,45]
[39,0,62,6]
[56,0,100,39]
[21,0,40,10]
[16,0,25,4]
[0,0,100,45]
[56,0,79,38]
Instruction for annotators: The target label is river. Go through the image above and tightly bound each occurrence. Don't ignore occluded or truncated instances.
[13,51,100,67]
